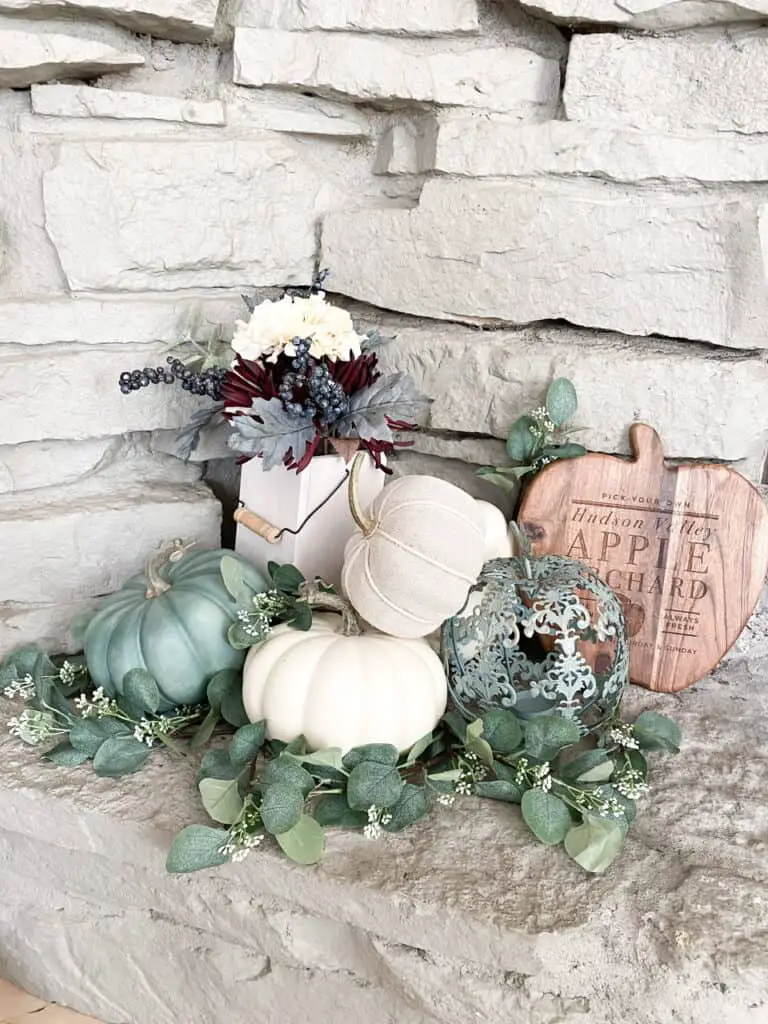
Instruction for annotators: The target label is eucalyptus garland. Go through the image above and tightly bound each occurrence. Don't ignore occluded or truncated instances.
[0,559,681,877]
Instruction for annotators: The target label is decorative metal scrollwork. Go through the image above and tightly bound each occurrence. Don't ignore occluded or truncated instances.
[441,555,629,733]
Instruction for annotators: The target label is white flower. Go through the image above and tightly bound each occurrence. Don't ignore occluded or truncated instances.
[609,725,639,751]
[437,793,455,808]
[364,821,384,840]
[230,293,365,365]
[3,673,36,701]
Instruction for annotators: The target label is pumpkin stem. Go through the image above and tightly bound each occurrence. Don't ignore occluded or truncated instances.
[509,522,534,578]
[298,581,364,636]
[347,452,375,535]
[145,539,194,599]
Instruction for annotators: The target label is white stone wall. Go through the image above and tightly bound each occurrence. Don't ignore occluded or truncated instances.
[1,0,767,653]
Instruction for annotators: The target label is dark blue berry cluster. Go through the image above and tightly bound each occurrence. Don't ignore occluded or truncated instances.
[119,356,226,400]
[277,337,349,424]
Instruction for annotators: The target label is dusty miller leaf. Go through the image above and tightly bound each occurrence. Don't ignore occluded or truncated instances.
[228,397,316,470]
[176,402,224,461]
[336,373,430,442]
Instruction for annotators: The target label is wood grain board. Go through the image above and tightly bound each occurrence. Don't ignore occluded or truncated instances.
[518,423,768,692]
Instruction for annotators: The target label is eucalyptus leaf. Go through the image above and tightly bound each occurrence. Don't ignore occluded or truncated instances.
[475,779,524,804]
[189,707,220,750]
[342,744,399,771]
[220,555,254,608]
[286,747,346,773]
[481,709,523,754]
[541,443,586,461]
[268,563,306,594]
[564,815,624,874]
[44,741,89,767]
[627,749,648,779]
[442,713,467,743]
[206,669,241,712]
[4,644,47,678]
[122,669,161,715]
[288,600,313,631]
[34,655,72,721]
[275,814,325,865]
[313,794,368,829]
[427,769,461,782]
[405,731,434,765]
[346,761,404,811]
[632,712,681,754]
[383,784,432,832]
[261,754,315,796]
[228,620,269,650]
[221,686,250,728]
[197,748,241,784]
[521,789,572,846]
[92,736,152,777]
[464,720,495,769]
[228,721,267,767]
[70,717,131,757]
[524,716,581,760]
[474,470,522,495]
[506,415,537,463]
[559,748,611,783]
[166,825,230,873]
[199,777,246,825]
[260,783,305,835]
[577,761,615,783]
[545,378,578,427]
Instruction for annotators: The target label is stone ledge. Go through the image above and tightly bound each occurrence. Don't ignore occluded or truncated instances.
[0,653,766,1024]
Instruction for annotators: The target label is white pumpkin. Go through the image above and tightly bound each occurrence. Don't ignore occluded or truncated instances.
[341,465,486,639]
[475,500,515,561]
[242,612,447,753]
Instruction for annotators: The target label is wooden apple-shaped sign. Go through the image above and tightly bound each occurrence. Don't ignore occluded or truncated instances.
[518,423,768,692]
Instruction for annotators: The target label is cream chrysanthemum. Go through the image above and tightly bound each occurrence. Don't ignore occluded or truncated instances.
[230,293,364,363]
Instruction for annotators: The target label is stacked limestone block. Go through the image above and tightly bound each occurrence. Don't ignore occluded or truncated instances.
[0,0,766,653]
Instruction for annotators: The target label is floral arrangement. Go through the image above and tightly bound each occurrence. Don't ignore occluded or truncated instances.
[1,560,681,876]
[118,271,431,472]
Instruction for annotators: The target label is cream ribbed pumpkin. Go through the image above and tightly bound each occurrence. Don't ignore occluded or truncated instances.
[341,459,486,638]
[242,604,447,753]
[475,500,514,562]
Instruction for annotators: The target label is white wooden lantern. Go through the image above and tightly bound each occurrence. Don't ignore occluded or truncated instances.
[235,453,384,589]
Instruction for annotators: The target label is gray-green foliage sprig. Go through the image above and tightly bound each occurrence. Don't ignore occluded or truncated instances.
[167,705,681,876]
[1,644,211,774]
[478,377,586,493]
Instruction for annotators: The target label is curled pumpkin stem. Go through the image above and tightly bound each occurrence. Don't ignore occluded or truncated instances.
[347,452,375,536]
[297,581,363,637]
[145,539,195,599]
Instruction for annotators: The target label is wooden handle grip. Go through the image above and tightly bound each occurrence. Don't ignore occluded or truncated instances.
[233,508,281,544]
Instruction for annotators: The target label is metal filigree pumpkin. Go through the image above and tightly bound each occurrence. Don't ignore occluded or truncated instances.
[441,555,629,733]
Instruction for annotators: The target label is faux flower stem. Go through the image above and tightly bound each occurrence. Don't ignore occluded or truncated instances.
[297,581,363,637]
[347,452,375,536]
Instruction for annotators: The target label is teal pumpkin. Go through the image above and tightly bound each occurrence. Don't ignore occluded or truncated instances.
[83,546,267,709]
